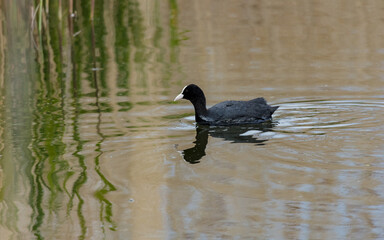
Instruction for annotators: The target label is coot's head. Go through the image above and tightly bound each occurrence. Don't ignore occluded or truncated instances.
[174,84,205,103]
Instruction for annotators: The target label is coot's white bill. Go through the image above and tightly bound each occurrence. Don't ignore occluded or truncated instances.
[174,93,183,101]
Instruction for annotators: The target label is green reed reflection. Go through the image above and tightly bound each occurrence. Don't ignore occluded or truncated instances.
[114,1,130,89]
[91,2,117,233]
[1,0,186,238]
[1,2,36,239]
[67,93,87,240]
[30,11,68,238]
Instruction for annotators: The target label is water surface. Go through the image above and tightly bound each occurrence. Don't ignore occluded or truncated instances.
[1,1,384,239]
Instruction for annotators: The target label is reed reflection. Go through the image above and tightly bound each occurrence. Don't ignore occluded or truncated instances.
[0,2,35,239]
[182,123,275,164]
[1,0,184,238]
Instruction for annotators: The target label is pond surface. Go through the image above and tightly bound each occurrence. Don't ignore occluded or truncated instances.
[1,1,384,239]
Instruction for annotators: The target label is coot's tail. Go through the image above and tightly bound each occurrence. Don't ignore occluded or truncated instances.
[270,106,279,115]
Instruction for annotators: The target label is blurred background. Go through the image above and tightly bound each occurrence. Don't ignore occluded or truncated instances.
[0,0,384,239]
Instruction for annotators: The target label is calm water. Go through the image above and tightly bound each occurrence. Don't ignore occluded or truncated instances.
[1,1,384,239]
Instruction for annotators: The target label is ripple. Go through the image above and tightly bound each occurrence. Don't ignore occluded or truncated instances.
[274,97,384,138]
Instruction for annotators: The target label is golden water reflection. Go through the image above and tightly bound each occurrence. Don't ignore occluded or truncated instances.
[0,0,384,239]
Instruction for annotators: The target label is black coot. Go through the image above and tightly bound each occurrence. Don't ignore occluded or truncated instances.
[174,84,279,125]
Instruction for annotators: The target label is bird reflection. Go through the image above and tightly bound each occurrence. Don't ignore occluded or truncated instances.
[182,122,276,164]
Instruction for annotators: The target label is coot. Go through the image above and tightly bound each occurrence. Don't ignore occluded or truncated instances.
[174,84,279,125]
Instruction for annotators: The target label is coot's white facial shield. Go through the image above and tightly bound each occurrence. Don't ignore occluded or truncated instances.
[174,85,188,101]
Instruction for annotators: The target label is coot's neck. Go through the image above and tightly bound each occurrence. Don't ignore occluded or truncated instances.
[190,95,208,122]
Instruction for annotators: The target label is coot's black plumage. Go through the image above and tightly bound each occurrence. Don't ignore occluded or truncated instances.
[174,84,279,125]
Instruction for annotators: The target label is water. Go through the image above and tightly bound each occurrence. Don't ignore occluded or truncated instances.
[1,1,384,239]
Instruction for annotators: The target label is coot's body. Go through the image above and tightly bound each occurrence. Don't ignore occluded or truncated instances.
[174,84,278,125]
